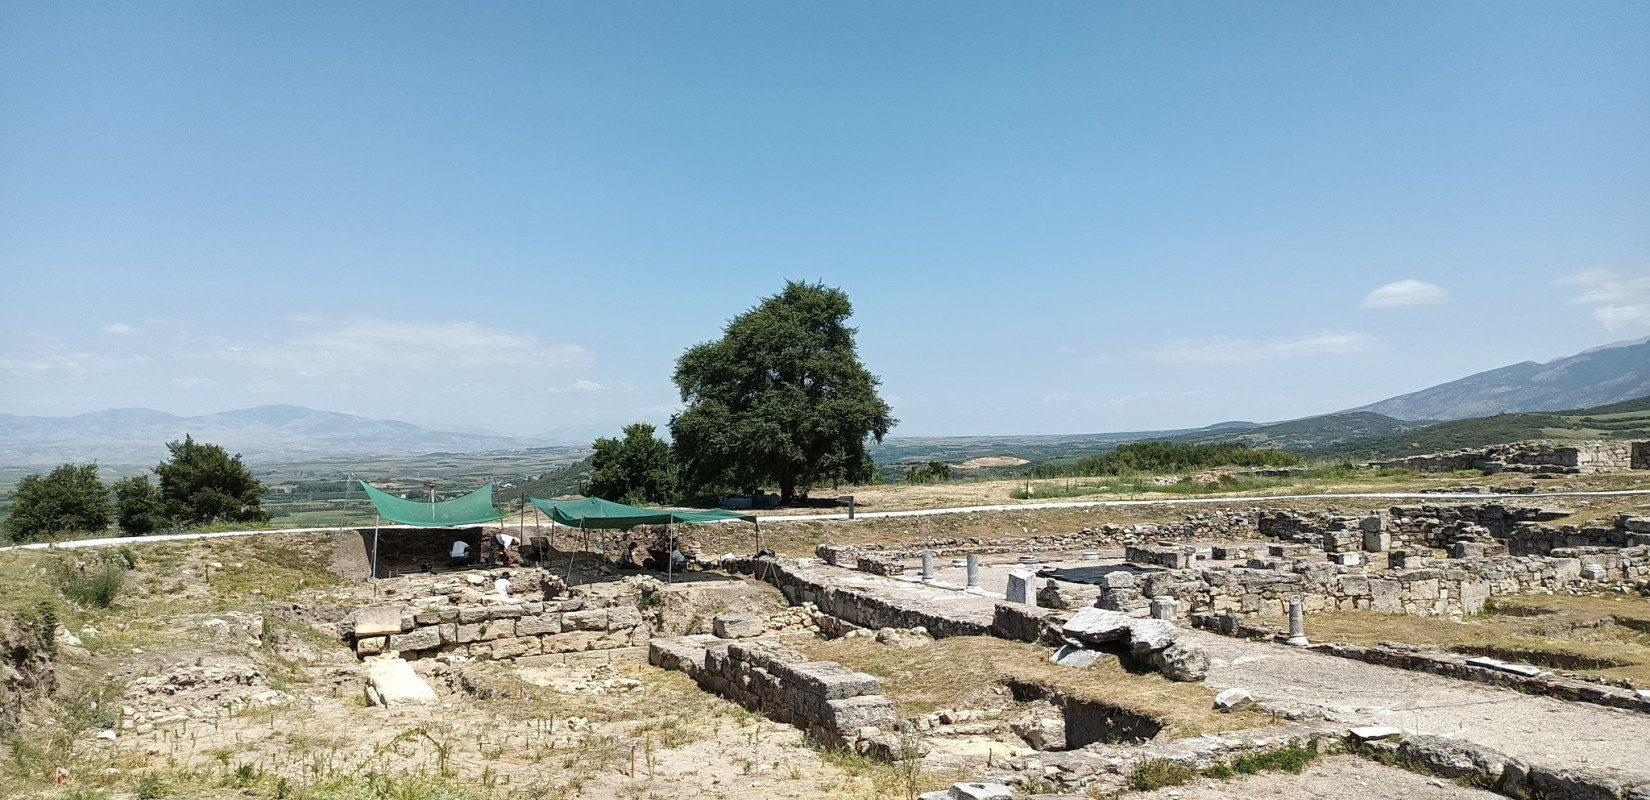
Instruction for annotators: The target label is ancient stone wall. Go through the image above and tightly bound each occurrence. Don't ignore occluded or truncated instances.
[1372,439,1646,475]
[650,636,895,748]
[725,557,991,638]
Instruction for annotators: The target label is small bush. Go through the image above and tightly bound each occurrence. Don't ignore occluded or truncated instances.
[1230,739,1319,775]
[1129,759,1198,790]
[52,553,127,609]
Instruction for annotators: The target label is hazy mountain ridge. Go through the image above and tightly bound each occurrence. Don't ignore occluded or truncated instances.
[0,404,533,466]
[1348,338,1650,421]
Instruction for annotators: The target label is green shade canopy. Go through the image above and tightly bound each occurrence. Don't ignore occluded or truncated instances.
[358,480,506,527]
[530,496,755,529]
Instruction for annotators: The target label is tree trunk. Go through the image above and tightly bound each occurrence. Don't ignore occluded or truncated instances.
[779,481,796,505]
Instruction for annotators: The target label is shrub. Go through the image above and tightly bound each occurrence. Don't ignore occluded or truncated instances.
[52,553,128,609]
[1129,758,1198,790]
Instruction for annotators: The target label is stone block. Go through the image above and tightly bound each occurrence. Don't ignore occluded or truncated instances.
[607,607,644,630]
[1363,530,1390,552]
[455,623,482,644]
[946,784,1012,800]
[1527,764,1627,800]
[786,662,880,699]
[387,626,440,652]
[562,609,609,631]
[823,695,896,733]
[480,618,516,640]
[353,606,407,637]
[490,636,540,659]
[515,614,562,637]
[458,606,490,624]
[489,603,527,619]
[365,657,437,707]
[1005,570,1036,605]
[713,613,765,639]
[1551,557,1582,584]
[1213,688,1252,711]
[437,623,457,644]
[355,636,387,656]
[1396,735,1505,783]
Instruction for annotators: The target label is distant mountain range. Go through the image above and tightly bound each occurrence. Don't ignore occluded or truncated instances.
[5,338,1648,469]
[0,404,539,466]
[1347,337,1650,421]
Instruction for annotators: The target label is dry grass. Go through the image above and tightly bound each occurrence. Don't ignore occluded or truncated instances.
[1308,593,1650,686]
[798,635,1269,738]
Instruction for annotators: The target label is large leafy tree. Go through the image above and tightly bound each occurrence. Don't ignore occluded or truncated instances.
[670,281,895,503]
[113,475,167,536]
[586,423,678,505]
[2,463,111,542]
[154,436,270,526]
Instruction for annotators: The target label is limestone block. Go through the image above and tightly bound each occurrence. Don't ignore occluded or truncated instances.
[515,614,562,637]
[458,606,490,624]
[1397,735,1505,783]
[489,603,527,619]
[490,636,540,659]
[1005,570,1036,605]
[787,662,880,699]
[946,784,1012,800]
[713,613,766,639]
[364,657,437,707]
[1363,530,1391,552]
[1154,642,1209,682]
[1213,688,1252,710]
[480,618,516,641]
[1459,579,1490,615]
[353,606,407,637]
[437,623,457,644]
[562,609,609,631]
[823,695,896,733]
[607,607,644,630]
[1369,580,1403,614]
[1062,608,1134,643]
[355,636,387,656]
[455,623,482,644]
[387,626,440,652]
[1550,557,1582,584]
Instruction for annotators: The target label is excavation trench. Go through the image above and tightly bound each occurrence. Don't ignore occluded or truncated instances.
[1005,679,1164,749]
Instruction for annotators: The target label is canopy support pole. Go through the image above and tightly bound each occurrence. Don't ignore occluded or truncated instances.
[370,514,381,581]
[666,523,674,585]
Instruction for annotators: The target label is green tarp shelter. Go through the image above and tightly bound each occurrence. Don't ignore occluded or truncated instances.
[358,480,506,579]
[528,496,755,529]
[527,496,757,584]
[359,481,506,527]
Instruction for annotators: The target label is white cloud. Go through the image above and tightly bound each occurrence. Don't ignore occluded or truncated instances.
[1557,266,1650,330]
[570,379,607,394]
[1042,392,1069,404]
[171,377,216,390]
[1152,332,1372,364]
[102,323,136,335]
[206,318,588,377]
[1360,280,1451,308]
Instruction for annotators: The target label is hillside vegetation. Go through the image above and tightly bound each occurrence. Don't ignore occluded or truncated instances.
[1310,395,1650,460]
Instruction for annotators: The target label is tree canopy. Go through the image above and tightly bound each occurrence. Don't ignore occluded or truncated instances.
[2,463,111,542]
[670,281,895,502]
[113,475,166,536]
[154,436,270,526]
[586,423,678,505]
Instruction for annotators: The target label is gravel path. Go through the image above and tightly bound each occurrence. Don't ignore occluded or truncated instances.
[1126,755,1502,800]
[1189,629,1650,779]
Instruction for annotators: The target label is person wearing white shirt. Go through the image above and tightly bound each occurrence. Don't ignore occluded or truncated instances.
[449,539,471,569]
[494,572,512,599]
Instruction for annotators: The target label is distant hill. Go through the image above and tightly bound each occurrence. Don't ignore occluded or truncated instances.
[1311,395,1650,461]
[0,404,532,466]
[1169,411,1415,452]
[1349,337,1650,421]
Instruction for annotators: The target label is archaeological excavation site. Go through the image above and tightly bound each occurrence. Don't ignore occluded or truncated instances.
[5,486,1650,800]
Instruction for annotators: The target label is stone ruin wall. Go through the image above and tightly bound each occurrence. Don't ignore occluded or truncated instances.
[340,570,654,660]
[649,636,898,750]
[1371,439,1649,474]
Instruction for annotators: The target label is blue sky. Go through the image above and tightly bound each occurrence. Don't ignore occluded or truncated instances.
[2,1,1647,438]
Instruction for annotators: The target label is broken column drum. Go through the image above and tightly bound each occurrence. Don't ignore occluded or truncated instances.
[921,550,935,581]
[966,554,980,589]
[1286,595,1309,647]
[1150,595,1176,621]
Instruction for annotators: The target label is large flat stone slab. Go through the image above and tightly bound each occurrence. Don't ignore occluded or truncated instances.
[364,657,437,707]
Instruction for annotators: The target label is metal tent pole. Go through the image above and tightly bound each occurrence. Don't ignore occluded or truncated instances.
[666,523,674,585]
[370,514,380,581]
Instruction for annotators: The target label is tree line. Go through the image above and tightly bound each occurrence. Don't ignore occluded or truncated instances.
[1024,441,1302,479]
[3,435,268,542]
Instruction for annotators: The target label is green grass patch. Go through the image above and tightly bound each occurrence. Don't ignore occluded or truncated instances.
[1129,759,1198,790]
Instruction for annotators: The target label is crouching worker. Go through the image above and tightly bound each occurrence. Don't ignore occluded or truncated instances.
[617,541,641,569]
[449,538,471,569]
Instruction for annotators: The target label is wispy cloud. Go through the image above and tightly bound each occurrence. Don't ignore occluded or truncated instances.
[1361,279,1450,308]
[1152,332,1372,364]
[1557,266,1650,330]
[206,318,587,376]
[102,323,137,335]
